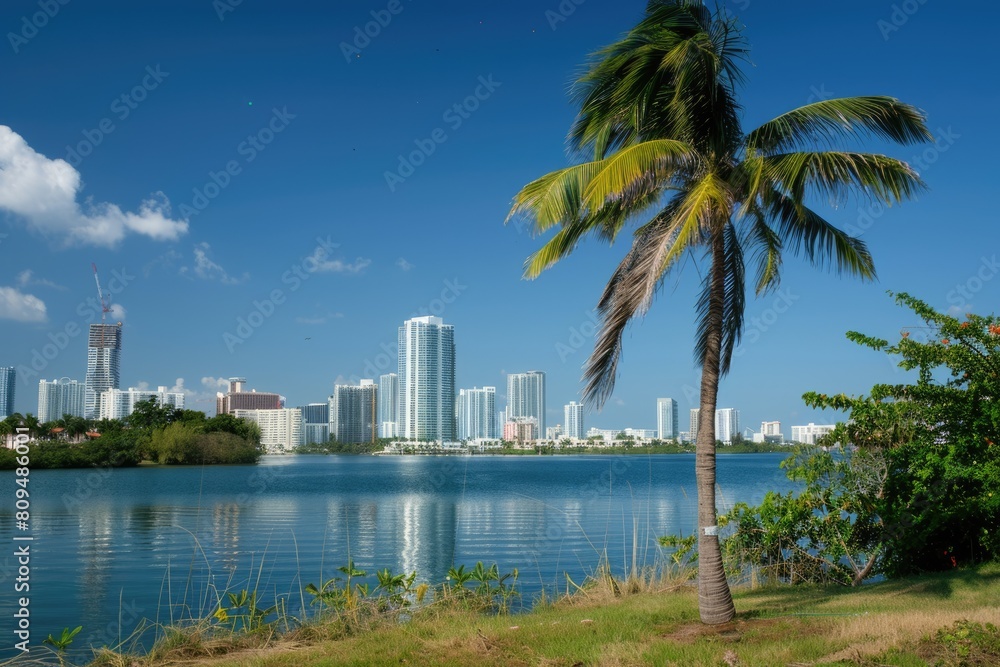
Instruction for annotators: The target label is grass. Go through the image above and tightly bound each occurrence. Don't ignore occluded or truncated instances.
[71,563,1000,667]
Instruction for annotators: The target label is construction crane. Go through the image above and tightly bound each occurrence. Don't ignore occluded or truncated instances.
[91,263,112,323]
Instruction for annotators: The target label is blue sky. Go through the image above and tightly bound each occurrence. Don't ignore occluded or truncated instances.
[1,0,997,437]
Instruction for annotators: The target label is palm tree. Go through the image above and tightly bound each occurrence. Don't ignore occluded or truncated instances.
[507,0,930,624]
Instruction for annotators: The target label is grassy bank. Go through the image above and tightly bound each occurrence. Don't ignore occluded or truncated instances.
[78,565,1000,667]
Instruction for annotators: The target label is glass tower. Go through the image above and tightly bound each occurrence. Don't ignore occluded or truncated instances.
[398,316,455,441]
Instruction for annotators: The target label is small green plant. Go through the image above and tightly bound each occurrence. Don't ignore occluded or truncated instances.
[374,568,418,610]
[305,560,370,610]
[43,625,82,665]
[213,589,284,633]
[444,562,520,613]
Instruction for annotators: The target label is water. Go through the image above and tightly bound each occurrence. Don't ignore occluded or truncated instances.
[0,453,793,659]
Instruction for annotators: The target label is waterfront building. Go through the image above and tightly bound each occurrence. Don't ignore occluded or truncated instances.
[234,408,302,453]
[85,323,122,419]
[689,408,700,441]
[715,408,740,444]
[216,377,283,414]
[564,401,584,440]
[398,316,455,441]
[791,423,835,445]
[37,378,86,422]
[503,416,537,443]
[378,373,399,438]
[457,386,496,441]
[0,367,15,418]
[330,379,377,444]
[299,402,330,445]
[99,386,185,421]
[656,398,678,440]
[507,371,546,436]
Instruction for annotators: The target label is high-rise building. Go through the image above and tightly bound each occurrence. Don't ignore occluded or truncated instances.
[216,377,283,415]
[330,379,377,444]
[689,408,700,441]
[378,373,399,438]
[715,408,740,444]
[564,401,584,439]
[398,316,455,441]
[0,367,15,419]
[656,398,678,440]
[503,417,537,443]
[507,370,546,436]
[37,378,86,423]
[791,423,835,445]
[234,408,302,453]
[457,386,496,440]
[99,386,185,421]
[85,323,122,419]
[299,403,330,445]
[761,421,781,437]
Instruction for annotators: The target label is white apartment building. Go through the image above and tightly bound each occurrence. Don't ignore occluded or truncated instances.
[564,401,584,440]
[234,408,303,453]
[99,386,185,421]
[791,423,836,445]
[37,378,86,423]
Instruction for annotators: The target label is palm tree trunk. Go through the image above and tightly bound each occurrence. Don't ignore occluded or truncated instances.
[696,231,736,625]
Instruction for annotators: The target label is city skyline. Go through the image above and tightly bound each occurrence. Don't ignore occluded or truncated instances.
[2,2,995,436]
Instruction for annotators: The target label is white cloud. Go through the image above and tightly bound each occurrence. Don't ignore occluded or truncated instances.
[16,269,65,290]
[306,246,371,274]
[201,376,230,390]
[108,303,127,322]
[180,242,248,284]
[396,257,415,271]
[0,286,47,322]
[0,125,188,247]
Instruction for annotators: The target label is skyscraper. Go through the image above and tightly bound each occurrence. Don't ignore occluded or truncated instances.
[507,370,545,436]
[330,379,377,444]
[85,323,122,419]
[378,373,399,438]
[0,367,15,418]
[656,398,679,440]
[299,403,330,445]
[715,408,740,444]
[398,316,455,441]
[564,401,584,439]
[38,378,86,423]
[457,386,496,440]
[689,408,700,441]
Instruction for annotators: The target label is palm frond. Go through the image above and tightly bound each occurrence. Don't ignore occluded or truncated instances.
[760,151,926,206]
[694,222,744,375]
[746,97,931,155]
[744,208,782,295]
[505,162,603,234]
[583,199,691,408]
[581,139,695,211]
[765,190,876,280]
